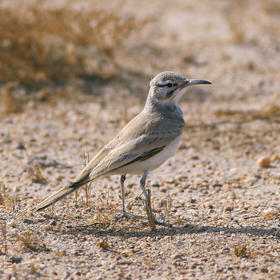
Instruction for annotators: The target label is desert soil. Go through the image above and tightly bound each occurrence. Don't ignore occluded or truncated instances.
[1,0,280,279]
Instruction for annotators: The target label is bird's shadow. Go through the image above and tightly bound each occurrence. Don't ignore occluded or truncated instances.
[64,222,280,240]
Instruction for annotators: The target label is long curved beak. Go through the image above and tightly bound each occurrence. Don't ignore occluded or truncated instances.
[176,78,211,90]
[188,79,211,85]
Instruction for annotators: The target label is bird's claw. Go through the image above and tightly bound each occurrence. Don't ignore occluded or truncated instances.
[142,213,171,227]
[114,212,136,220]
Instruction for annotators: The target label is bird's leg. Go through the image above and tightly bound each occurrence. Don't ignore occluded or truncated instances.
[140,171,168,226]
[114,174,135,220]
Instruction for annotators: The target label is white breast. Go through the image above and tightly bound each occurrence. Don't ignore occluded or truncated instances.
[117,136,181,174]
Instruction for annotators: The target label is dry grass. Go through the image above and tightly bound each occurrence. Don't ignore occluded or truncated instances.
[96,237,110,250]
[0,222,8,254]
[14,230,49,252]
[0,0,150,85]
[28,165,47,184]
[83,152,93,205]
[0,83,22,114]
[0,184,17,210]
[223,0,280,44]
[234,243,248,257]
[210,96,280,127]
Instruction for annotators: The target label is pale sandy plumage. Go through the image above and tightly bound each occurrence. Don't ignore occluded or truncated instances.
[35,106,183,210]
[35,71,211,224]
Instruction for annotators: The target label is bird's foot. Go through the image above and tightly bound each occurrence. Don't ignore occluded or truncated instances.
[114,211,136,220]
[142,213,171,227]
[152,216,169,226]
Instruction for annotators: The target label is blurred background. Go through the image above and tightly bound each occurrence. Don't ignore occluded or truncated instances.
[1,0,280,191]
[0,0,280,112]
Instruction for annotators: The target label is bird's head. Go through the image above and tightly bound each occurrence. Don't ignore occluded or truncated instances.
[148,71,211,104]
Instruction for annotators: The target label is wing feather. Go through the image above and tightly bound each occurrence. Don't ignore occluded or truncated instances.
[72,109,184,182]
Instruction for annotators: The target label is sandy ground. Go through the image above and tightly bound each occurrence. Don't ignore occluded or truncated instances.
[1,0,280,279]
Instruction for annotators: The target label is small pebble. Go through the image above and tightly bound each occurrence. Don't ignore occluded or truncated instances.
[49,220,57,226]
[271,155,279,162]
[9,256,22,264]
[7,220,16,227]
[261,267,268,273]
[23,219,34,224]
[16,141,25,150]
[213,215,219,221]
[257,157,270,168]
[262,208,278,218]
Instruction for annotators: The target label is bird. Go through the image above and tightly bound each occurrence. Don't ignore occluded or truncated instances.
[35,71,211,225]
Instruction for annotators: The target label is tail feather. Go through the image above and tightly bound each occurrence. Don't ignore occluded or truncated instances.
[35,187,76,211]
[35,175,91,211]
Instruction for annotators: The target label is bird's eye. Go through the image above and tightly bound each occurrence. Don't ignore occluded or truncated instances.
[167,83,172,87]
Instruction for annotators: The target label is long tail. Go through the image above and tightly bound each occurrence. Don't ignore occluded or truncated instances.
[35,176,90,211]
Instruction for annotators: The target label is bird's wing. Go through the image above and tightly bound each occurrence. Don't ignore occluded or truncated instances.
[72,109,184,183]
[91,134,170,175]
[87,119,183,178]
